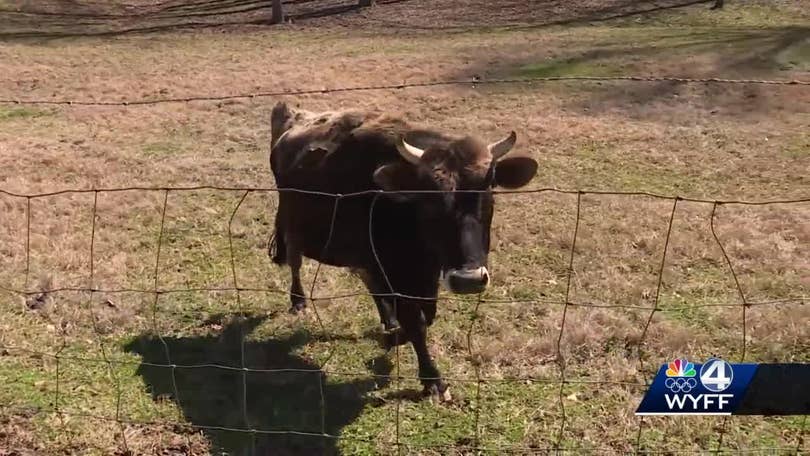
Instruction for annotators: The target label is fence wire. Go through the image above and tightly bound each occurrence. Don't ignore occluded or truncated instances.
[0,185,807,454]
[0,74,808,107]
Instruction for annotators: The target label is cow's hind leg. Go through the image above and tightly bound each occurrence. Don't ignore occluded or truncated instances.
[268,207,305,313]
[287,246,306,313]
[357,269,401,341]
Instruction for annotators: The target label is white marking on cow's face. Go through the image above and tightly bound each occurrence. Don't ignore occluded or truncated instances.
[440,266,490,294]
[475,266,490,287]
[480,266,490,284]
[439,270,450,292]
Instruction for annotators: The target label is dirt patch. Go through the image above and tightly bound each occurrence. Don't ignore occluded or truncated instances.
[0,409,44,456]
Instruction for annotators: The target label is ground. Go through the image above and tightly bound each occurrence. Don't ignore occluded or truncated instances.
[0,0,808,454]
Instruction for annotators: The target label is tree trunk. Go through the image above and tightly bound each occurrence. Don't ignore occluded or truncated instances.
[271,0,284,23]
[359,0,375,6]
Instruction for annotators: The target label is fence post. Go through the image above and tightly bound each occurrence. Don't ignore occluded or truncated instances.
[359,0,375,6]
[271,0,284,24]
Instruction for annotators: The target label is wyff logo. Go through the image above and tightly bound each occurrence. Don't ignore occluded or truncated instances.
[636,357,753,416]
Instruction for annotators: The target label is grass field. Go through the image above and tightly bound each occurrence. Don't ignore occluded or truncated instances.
[0,0,808,454]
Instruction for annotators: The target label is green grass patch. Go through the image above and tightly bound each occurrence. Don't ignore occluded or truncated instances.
[782,143,809,160]
[657,291,716,329]
[656,261,739,326]
[339,380,564,454]
[776,37,810,71]
[516,58,627,78]
[332,38,434,58]
[0,106,49,121]
[506,25,804,83]
[141,141,182,158]
[0,340,177,451]
[0,359,51,409]
[570,142,700,195]
[612,3,810,28]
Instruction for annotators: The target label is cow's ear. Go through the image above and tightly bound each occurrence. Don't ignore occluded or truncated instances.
[373,163,423,198]
[494,155,538,189]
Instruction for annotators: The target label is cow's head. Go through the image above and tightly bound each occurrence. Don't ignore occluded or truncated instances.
[373,130,537,294]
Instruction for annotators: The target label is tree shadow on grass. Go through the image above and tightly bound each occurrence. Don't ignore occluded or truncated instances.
[469,25,809,118]
[359,0,714,33]
[0,0,368,42]
[124,313,392,455]
[0,0,713,42]
[561,26,810,118]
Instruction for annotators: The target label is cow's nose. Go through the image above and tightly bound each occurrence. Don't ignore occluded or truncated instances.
[442,267,490,294]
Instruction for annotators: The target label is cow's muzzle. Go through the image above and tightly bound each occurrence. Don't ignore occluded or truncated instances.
[440,267,490,294]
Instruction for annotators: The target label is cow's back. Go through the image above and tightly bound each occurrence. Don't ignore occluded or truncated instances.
[270,105,416,193]
[268,103,453,270]
[270,104,398,267]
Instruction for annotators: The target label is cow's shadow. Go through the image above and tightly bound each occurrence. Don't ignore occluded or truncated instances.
[124,313,392,455]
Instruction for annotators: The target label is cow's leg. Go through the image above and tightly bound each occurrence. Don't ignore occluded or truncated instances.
[287,246,306,313]
[383,266,447,400]
[269,195,304,313]
[422,300,437,327]
[400,302,450,401]
[356,269,400,336]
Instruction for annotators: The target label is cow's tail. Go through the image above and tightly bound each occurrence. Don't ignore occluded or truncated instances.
[268,229,287,266]
[271,100,307,151]
[268,191,288,266]
[268,101,291,267]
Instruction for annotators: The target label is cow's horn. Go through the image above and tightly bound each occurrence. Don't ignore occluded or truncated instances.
[396,136,424,165]
[488,131,517,159]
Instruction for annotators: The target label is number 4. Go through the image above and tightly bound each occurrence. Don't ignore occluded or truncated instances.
[700,359,733,392]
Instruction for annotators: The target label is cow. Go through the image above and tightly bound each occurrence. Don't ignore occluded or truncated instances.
[267,101,538,401]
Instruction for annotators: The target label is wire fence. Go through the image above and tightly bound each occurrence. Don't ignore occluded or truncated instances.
[0,52,808,452]
[0,184,808,454]
[1,74,809,107]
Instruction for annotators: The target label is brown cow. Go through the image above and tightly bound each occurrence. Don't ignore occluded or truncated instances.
[267,102,538,401]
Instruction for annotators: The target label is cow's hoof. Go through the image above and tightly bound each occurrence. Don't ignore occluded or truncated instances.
[380,327,407,351]
[289,297,307,314]
[423,382,452,403]
[381,321,402,335]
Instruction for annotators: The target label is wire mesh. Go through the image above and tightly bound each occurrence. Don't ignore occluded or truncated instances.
[0,75,808,107]
[0,185,807,454]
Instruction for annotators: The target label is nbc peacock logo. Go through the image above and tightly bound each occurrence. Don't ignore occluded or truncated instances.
[664,358,697,393]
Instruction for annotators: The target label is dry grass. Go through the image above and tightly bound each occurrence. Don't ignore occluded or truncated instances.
[0,0,808,454]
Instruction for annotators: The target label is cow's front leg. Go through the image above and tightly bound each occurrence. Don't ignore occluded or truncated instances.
[410,314,451,402]
[399,302,450,402]
[376,298,410,351]
[375,297,400,334]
